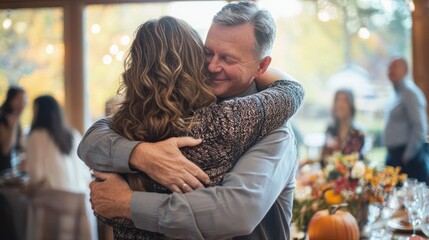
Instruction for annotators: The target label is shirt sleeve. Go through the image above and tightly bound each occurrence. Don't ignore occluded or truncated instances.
[130,123,297,240]
[403,89,427,160]
[77,118,140,173]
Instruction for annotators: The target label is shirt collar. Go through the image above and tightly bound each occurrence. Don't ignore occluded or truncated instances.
[393,78,406,93]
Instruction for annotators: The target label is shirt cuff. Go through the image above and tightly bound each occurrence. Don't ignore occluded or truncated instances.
[112,139,140,172]
[131,191,162,232]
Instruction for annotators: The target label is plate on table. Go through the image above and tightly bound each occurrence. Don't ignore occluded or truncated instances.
[387,217,420,232]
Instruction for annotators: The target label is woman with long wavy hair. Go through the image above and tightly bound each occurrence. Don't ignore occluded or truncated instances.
[101,16,304,239]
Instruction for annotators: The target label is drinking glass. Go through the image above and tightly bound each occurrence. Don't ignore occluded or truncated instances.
[421,201,429,237]
[417,184,429,237]
[404,185,424,237]
[381,189,400,220]
[10,150,21,176]
[404,178,419,188]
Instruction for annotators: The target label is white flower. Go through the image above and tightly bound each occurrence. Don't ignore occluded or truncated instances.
[351,161,366,179]
[295,186,312,202]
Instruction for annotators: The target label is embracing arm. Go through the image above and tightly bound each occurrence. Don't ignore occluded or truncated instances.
[78,118,210,191]
[129,124,298,239]
[77,118,139,172]
[218,76,303,154]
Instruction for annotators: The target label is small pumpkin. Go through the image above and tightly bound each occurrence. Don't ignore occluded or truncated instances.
[307,204,360,240]
[324,189,344,205]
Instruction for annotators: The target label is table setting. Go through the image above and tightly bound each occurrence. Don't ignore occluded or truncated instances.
[362,178,429,240]
[290,152,429,240]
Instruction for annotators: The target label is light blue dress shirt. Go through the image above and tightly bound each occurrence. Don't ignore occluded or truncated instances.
[384,78,428,161]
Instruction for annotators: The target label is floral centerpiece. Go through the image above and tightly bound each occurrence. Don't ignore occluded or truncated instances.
[292,152,407,233]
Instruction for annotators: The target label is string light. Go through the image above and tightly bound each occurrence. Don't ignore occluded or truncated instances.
[3,10,12,30]
[358,27,370,39]
[109,44,119,55]
[103,55,112,65]
[15,21,27,34]
[120,35,130,45]
[46,44,54,54]
[116,51,125,62]
[3,18,11,29]
[91,24,101,34]
[318,11,331,22]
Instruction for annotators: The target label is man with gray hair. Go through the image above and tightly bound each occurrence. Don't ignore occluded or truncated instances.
[81,1,299,239]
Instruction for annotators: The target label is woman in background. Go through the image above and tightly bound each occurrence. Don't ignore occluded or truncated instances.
[24,95,90,192]
[321,89,365,164]
[25,95,96,239]
[24,95,96,239]
[0,86,27,173]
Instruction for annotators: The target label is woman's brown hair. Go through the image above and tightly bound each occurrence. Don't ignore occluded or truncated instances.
[110,16,216,142]
[109,17,216,191]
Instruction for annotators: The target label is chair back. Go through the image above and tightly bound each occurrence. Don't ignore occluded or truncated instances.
[26,189,92,240]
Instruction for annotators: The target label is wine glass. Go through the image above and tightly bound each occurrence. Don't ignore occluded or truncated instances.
[417,184,429,237]
[404,178,419,187]
[403,184,424,238]
[382,189,400,219]
[365,202,382,238]
[420,199,429,236]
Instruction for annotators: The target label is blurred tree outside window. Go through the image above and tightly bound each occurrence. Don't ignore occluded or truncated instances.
[0,8,63,130]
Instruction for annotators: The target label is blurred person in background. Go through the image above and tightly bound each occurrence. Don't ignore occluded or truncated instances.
[0,86,27,173]
[320,89,365,165]
[24,95,91,191]
[23,95,96,239]
[384,57,429,184]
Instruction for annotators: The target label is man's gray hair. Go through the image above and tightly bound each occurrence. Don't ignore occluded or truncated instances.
[213,1,275,60]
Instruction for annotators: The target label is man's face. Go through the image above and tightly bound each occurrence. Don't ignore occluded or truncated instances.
[388,59,407,84]
[205,23,265,99]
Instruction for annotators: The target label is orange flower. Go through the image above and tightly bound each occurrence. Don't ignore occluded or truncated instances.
[336,164,348,175]
[324,189,344,205]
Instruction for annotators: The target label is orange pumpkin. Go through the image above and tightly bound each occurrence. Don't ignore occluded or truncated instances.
[307,205,360,240]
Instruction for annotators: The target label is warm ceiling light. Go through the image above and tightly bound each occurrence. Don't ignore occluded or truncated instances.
[3,18,12,29]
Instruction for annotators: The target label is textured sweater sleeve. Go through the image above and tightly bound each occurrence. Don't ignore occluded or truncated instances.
[210,79,304,154]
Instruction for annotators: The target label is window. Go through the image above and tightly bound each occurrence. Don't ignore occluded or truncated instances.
[0,8,63,128]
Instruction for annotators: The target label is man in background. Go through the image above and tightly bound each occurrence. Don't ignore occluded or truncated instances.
[384,57,429,184]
